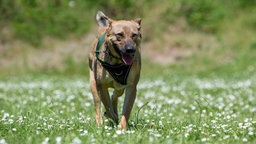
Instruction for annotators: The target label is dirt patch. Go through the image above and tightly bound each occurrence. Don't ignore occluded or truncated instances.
[0,33,96,71]
[142,27,220,65]
[0,27,220,72]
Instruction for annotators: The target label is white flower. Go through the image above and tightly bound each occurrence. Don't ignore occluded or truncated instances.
[211,134,216,137]
[42,137,50,144]
[154,133,162,137]
[159,121,163,126]
[80,130,88,136]
[84,102,91,107]
[149,137,154,143]
[242,138,248,142]
[233,135,239,140]
[71,137,81,144]
[8,119,14,124]
[126,130,135,134]
[56,137,61,144]
[12,128,17,132]
[223,135,230,140]
[201,138,207,142]
[211,120,217,124]
[0,139,8,144]
[248,131,254,136]
[116,130,123,135]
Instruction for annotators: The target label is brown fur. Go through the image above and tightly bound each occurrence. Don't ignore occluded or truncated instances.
[89,11,142,130]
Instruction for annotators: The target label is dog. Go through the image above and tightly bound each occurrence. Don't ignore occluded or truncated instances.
[89,11,142,130]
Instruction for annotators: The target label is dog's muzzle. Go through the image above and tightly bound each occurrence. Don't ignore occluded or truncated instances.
[124,44,136,54]
[121,44,136,65]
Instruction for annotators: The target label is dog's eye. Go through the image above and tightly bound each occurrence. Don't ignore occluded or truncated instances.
[116,33,124,41]
[132,33,139,40]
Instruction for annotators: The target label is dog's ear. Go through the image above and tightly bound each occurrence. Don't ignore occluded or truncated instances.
[133,18,141,31]
[133,18,141,25]
[96,11,112,27]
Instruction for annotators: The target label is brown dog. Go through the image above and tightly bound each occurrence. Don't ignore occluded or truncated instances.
[89,11,141,130]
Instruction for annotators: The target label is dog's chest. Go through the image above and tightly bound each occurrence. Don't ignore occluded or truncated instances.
[99,72,127,90]
[100,63,132,85]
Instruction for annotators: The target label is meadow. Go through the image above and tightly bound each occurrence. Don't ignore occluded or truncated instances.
[1,0,256,143]
[0,71,255,143]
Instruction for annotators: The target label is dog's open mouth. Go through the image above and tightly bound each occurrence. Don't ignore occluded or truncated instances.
[121,54,134,65]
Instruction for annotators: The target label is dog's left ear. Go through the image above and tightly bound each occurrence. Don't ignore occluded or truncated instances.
[96,11,113,27]
[133,18,141,31]
[133,18,141,25]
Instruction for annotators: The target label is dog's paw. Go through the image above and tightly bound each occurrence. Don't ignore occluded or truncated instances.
[104,111,118,124]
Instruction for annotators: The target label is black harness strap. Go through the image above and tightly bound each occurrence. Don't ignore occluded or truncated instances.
[95,33,132,85]
[101,63,131,85]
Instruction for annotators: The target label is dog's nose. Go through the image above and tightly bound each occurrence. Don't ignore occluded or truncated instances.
[125,45,136,54]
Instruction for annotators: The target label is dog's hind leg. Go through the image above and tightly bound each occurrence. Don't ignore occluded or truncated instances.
[90,70,102,126]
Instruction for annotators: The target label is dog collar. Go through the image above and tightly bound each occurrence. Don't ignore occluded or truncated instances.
[95,33,132,85]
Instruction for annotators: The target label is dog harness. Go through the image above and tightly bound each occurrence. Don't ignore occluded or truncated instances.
[95,33,132,85]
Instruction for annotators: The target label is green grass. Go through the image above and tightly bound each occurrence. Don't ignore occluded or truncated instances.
[1,1,256,143]
[0,71,255,143]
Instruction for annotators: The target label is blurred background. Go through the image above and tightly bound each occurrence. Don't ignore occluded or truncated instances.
[0,0,256,77]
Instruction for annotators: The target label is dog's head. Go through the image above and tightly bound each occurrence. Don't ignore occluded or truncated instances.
[96,11,141,65]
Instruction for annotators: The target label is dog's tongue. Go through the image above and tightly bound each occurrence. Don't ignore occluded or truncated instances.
[122,54,133,65]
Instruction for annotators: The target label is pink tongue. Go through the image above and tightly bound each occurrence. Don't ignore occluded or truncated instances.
[122,55,133,65]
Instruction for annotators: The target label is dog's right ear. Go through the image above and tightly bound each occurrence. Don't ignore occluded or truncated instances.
[96,11,112,27]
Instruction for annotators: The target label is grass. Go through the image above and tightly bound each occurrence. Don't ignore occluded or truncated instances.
[0,69,255,143]
[1,2,256,143]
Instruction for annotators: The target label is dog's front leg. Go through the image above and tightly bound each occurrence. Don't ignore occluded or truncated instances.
[119,85,137,130]
[112,89,124,118]
[98,85,119,124]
